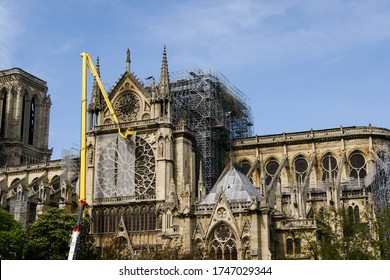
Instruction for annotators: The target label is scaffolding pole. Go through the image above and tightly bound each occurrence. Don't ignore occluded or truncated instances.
[169,69,254,191]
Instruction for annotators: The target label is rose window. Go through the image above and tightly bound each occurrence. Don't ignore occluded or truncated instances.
[94,134,156,199]
[113,91,141,122]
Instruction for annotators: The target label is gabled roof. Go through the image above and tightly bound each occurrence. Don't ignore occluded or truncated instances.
[199,167,261,205]
[108,71,150,100]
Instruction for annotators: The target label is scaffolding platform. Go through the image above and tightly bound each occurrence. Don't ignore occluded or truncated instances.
[168,69,254,191]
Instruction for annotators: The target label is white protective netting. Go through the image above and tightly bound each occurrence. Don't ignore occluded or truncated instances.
[94,134,136,199]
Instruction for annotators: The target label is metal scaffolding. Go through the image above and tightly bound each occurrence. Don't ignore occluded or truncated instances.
[169,69,254,191]
[61,148,80,193]
[366,146,390,211]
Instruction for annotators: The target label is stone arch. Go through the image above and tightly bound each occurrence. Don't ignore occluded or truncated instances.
[207,222,238,260]
[293,154,309,185]
[10,178,20,196]
[237,158,252,176]
[30,177,40,193]
[242,236,251,259]
[264,157,280,186]
[0,87,8,139]
[50,175,60,191]
[148,205,157,230]
[140,205,148,231]
[0,86,7,98]
[22,87,32,100]
[102,208,110,233]
[103,118,112,125]
[193,238,206,258]
[123,206,133,231]
[348,205,360,223]
[92,208,102,233]
[348,150,367,181]
[321,152,339,182]
[133,206,140,231]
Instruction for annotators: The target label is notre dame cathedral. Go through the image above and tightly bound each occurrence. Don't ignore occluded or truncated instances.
[1,48,390,260]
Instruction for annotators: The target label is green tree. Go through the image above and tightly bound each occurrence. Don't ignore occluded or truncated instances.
[0,209,27,259]
[375,207,390,259]
[24,208,96,260]
[300,207,379,260]
[100,237,210,260]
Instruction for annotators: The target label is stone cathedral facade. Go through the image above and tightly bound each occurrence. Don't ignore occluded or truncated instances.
[1,49,390,260]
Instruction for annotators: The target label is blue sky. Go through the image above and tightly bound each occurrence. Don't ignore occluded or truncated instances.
[1,0,390,160]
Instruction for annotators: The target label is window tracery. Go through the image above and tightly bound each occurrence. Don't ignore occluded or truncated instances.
[113,91,141,122]
[209,224,237,260]
[92,204,158,234]
[322,153,338,182]
[94,135,156,199]
[265,158,279,186]
[349,151,367,180]
[294,156,308,185]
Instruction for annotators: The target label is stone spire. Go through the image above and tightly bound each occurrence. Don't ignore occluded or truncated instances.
[96,56,101,76]
[158,45,170,99]
[198,160,206,202]
[126,48,131,73]
[89,56,101,113]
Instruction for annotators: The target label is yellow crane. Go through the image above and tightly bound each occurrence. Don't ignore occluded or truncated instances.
[68,52,133,260]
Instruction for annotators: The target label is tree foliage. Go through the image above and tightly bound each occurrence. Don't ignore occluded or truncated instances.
[100,237,210,260]
[24,208,96,260]
[375,207,390,259]
[300,207,380,260]
[0,209,27,259]
[24,208,76,260]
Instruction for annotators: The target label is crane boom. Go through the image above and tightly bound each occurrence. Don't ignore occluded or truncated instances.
[68,52,133,260]
[83,53,134,139]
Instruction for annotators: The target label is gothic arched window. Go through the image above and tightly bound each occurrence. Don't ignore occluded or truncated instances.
[286,238,293,254]
[238,159,251,176]
[50,176,60,192]
[1,88,7,137]
[294,156,308,185]
[294,238,301,254]
[93,209,102,233]
[209,224,237,260]
[348,205,360,223]
[28,97,36,145]
[133,207,140,231]
[148,206,157,230]
[21,94,26,139]
[349,151,367,185]
[321,153,338,182]
[125,207,132,231]
[265,158,279,186]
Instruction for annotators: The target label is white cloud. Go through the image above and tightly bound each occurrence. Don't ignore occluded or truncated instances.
[140,0,390,68]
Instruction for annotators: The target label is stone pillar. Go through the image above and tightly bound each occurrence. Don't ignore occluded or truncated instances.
[259,209,272,259]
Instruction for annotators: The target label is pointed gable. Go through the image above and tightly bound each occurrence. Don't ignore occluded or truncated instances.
[100,50,153,123]
[200,168,261,205]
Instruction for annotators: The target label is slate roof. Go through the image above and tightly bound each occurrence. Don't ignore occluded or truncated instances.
[200,168,261,205]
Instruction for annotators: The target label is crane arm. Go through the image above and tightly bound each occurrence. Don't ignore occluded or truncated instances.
[68,53,133,260]
[83,52,133,139]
